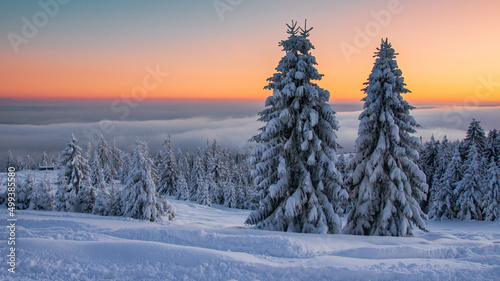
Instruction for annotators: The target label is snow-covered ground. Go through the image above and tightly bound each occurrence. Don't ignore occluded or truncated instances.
[1,171,500,280]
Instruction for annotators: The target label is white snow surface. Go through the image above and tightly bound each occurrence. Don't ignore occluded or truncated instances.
[1,172,500,280]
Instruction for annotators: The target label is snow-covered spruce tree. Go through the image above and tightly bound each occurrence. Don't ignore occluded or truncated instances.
[455,143,484,220]
[40,151,49,168]
[17,173,36,209]
[245,21,347,234]
[55,134,93,212]
[343,39,428,236]
[157,136,179,196]
[427,136,453,213]
[97,135,114,183]
[483,158,500,221]
[111,139,124,180]
[189,148,204,201]
[90,151,106,191]
[29,171,55,210]
[122,139,176,221]
[460,119,487,160]
[429,146,461,220]
[175,173,190,201]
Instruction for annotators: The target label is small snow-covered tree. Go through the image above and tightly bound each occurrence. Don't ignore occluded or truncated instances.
[17,173,36,209]
[175,173,190,201]
[455,143,483,220]
[343,39,428,237]
[157,136,179,196]
[429,146,461,220]
[483,158,500,221]
[245,21,347,234]
[40,151,49,168]
[29,171,54,210]
[23,155,36,170]
[55,134,92,212]
[122,139,176,221]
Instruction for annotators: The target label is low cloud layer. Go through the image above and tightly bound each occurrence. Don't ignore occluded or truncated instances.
[1,102,499,169]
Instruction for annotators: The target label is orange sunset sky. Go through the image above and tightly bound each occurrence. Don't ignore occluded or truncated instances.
[1,0,499,103]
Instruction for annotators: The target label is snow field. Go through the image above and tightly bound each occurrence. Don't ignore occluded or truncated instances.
[1,196,499,280]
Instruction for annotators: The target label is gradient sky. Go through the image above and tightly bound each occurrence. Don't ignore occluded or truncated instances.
[1,0,499,102]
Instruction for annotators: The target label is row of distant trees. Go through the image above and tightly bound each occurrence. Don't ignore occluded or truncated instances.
[419,121,500,221]
[2,134,258,221]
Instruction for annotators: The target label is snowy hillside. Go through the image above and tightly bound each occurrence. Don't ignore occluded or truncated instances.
[1,172,499,280]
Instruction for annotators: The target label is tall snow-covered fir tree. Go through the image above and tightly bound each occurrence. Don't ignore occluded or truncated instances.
[343,39,428,237]
[429,146,461,220]
[483,158,500,221]
[55,134,93,212]
[122,139,176,221]
[157,136,179,196]
[455,143,484,220]
[245,20,347,234]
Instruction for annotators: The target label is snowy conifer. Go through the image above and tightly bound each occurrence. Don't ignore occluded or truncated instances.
[17,173,36,209]
[343,39,428,236]
[78,179,97,213]
[175,173,190,201]
[460,119,487,160]
[122,139,176,221]
[29,171,54,210]
[455,143,484,220]
[55,134,92,212]
[111,139,124,180]
[40,151,49,168]
[189,149,204,201]
[245,21,347,234]
[157,136,179,196]
[483,158,500,221]
[429,146,461,220]
[97,135,114,183]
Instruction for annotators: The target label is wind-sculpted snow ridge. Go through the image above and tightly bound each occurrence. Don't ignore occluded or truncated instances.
[1,195,499,280]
